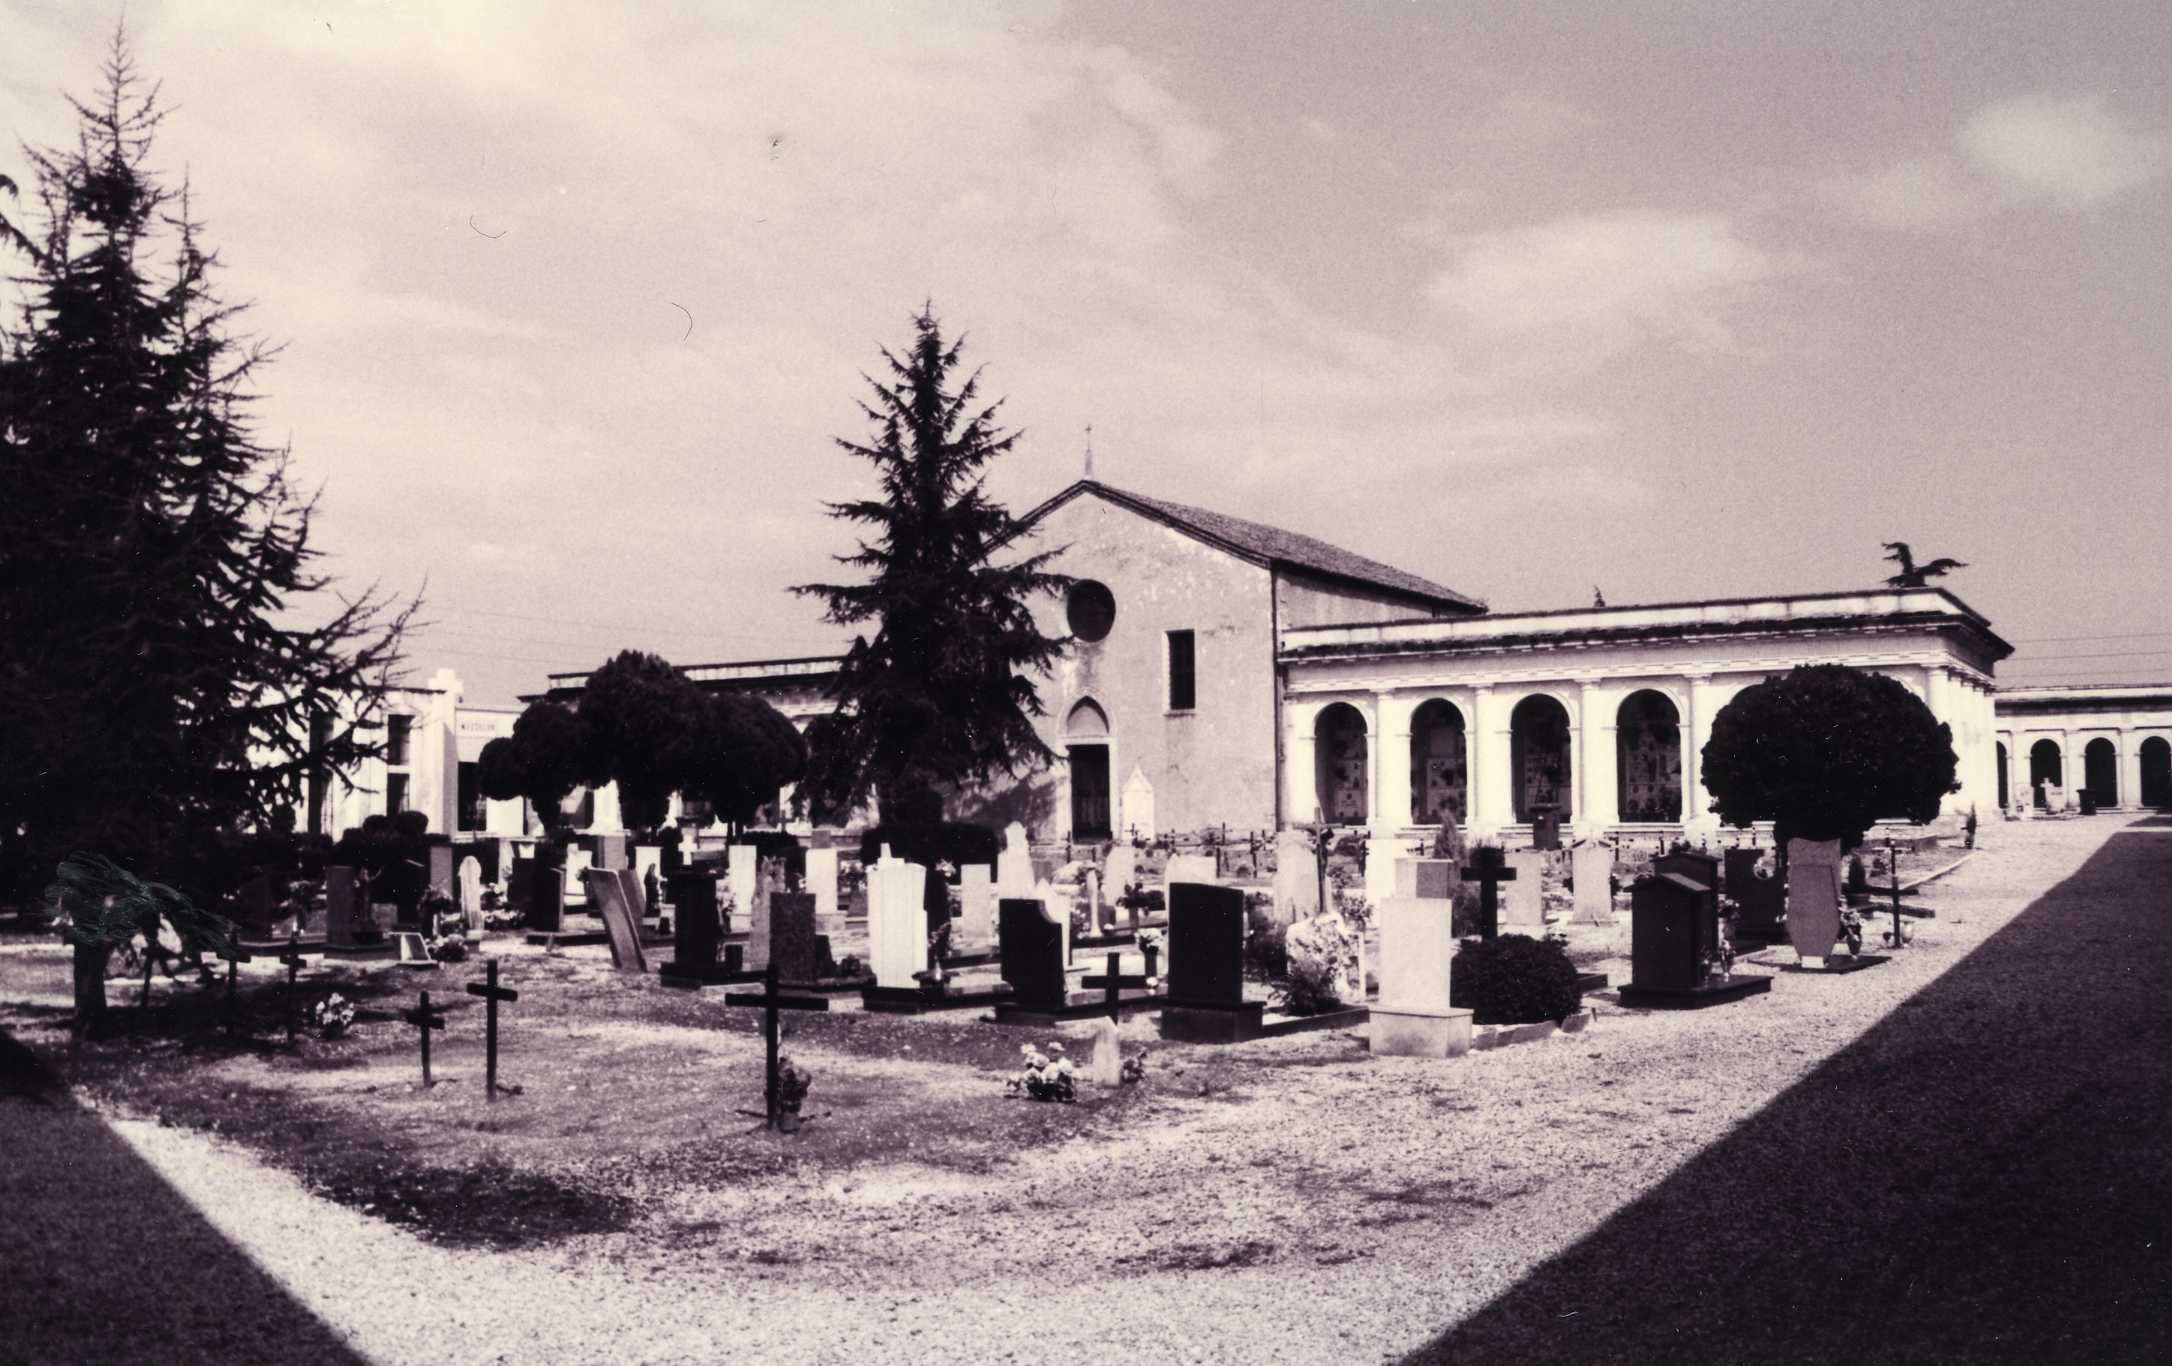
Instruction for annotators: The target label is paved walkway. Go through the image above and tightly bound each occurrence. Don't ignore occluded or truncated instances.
[1404,814,2172,1364]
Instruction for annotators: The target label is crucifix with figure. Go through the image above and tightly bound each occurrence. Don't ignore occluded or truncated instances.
[1460,846,1517,941]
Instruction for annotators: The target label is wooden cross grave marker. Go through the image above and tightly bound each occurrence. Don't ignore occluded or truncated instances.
[464,959,520,1098]
[402,990,448,1087]
[724,962,828,1130]
[215,937,254,1038]
[1080,950,1152,1024]
[278,932,310,1044]
[1459,847,1517,941]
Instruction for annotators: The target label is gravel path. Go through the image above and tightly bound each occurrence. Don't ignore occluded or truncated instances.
[2,818,2153,1364]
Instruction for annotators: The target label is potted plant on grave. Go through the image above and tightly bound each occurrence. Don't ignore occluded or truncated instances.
[774,1055,812,1131]
[1701,664,1957,965]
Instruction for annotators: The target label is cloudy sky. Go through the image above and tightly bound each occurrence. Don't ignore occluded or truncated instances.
[4,1,2168,704]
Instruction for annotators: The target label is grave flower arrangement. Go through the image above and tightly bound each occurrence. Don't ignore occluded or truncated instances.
[311,992,355,1039]
[1006,1042,1077,1103]
[774,1054,812,1115]
[1704,921,1736,981]
[1838,903,1865,956]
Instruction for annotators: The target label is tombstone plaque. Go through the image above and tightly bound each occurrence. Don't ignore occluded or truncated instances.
[998,896,1069,1015]
[1272,829,1320,925]
[958,863,995,946]
[1372,894,1469,1056]
[1158,883,1263,1043]
[457,857,484,932]
[806,846,841,926]
[582,868,648,974]
[1631,873,1710,993]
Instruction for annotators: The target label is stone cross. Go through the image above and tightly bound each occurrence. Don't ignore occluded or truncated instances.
[463,959,520,1098]
[1458,849,1517,941]
[723,962,830,1129]
[402,990,448,1087]
[278,932,309,1043]
[216,937,253,1037]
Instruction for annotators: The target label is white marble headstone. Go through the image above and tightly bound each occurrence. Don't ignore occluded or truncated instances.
[1163,853,1217,888]
[456,856,483,931]
[805,846,840,925]
[867,858,929,990]
[563,847,593,904]
[1571,844,1613,926]
[1120,765,1156,840]
[1272,830,1320,925]
[1501,849,1548,933]
[1376,895,1454,1014]
[997,822,1033,895]
[959,863,994,945]
[726,844,758,922]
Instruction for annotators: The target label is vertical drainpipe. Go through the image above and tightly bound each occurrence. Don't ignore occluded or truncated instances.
[1271,566,1284,832]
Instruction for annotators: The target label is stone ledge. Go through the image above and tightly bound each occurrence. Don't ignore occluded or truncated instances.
[1471,1008,1595,1050]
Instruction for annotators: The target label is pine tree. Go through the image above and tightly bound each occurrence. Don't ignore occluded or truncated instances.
[0,33,414,939]
[793,306,1068,824]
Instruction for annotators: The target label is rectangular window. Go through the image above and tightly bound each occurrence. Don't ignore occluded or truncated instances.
[386,772,409,815]
[457,761,485,832]
[386,714,412,767]
[1167,629,1196,711]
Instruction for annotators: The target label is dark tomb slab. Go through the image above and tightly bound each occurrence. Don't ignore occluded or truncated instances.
[232,871,282,937]
[1726,848,1785,942]
[322,865,387,957]
[998,897,1069,1015]
[660,870,754,988]
[1618,872,1770,1009]
[1157,882,1266,1043]
[769,892,820,985]
[1530,806,1563,851]
[508,857,536,919]
[1655,848,1719,894]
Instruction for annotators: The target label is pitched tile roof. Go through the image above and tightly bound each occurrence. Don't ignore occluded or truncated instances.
[1022,480,1487,613]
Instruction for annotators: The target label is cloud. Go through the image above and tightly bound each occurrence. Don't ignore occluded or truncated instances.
[1959,92,2168,207]
[1426,210,1788,367]
[1829,154,1986,230]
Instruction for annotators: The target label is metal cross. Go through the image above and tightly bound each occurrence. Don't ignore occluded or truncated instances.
[463,959,520,1098]
[1459,847,1517,941]
[402,990,448,1087]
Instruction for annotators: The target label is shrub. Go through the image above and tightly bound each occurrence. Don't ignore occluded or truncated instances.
[1272,953,1344,1016]
[1450,934,1583,1025]
[856,822,1001,872]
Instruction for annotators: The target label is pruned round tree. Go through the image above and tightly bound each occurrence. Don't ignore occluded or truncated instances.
[578,650,708,834]
[1701,663,1959,844]
[480,702,595,833]
[680,692,808,831]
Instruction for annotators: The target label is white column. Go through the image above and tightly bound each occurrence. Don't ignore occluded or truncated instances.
[1576,681,1618,838]
[1362,696,1383,831]
[1684,676,1723,837]
[1470,686,1512,839]
[1374,692,1414,833]
[2120,729,2142,810]
[2060,728,2078,809]
[1286,701,1319,825]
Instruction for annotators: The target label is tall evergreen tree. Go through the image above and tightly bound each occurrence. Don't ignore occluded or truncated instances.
[794,306,1068,824]
[0,34,414,923]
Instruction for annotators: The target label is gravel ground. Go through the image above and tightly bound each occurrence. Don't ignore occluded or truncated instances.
[1,817,2155,1365]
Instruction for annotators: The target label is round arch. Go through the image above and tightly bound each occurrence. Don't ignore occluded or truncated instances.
[2084,737,2119,807]
[2028,739,2063,809]
[1616,689,1682,822]
[1409,699,1467,826]
[1314,702,1370,825]
[2141,736,2172,808]
[1509,693,1573,823]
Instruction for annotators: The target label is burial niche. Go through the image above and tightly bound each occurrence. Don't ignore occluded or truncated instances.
[2084,737,2119,807]
[1408,699,1467,825]
[1314,703,1370,825]
[2029,738,2063,808]
[1066,699,1112,839]
[1510,694,1572,823]
[1615,689,1682,822]
[2141,736,2172,808]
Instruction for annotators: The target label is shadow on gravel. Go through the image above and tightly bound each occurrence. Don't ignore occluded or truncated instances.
[0,1031,370,1366]
[1403,816,2172,1365]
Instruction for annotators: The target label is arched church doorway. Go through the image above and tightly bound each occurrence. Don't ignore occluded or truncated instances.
[1409,699,1466,825]
[2084,738,2119,808]
[2029,739,2063,809]
[1315,703,1370,825]
[1510,694,1572,823]
[2142,737,2172,808]
[1065,699,1112,839]
[1616,689,1682,822]
[1996,742,2009,809]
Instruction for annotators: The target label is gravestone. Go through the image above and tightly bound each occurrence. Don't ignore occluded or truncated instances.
[1272,829,1320,925]
[747,859,780,970]
[582,868,647,974]
[1785,838,1844,966]
[1530,807,1563,851]
[997,822,1033,895]
[595,833,628,871]
[867,858,929,990]
[1570,844,1613,926]
[1083,871,1103,934]
[427,843,456,903]
[958,864,995,946]
[563,846,593,905]
[806,846,841,926]
[727,844,758,922]
[508,857,535,920]
[1615,873,1769,1008]
[1726,848,1784,941]
[1373,885,1469,1057]
[1164,883,1246,1007]
[528,848,565,931]
[768,891,820,984]
[998,896,1069,1015]
[1656,848,1719,896]
[664,869,723,978]
[1088,1015,1124,1087]
[233,872,281,936]
[1500,850,1549,933]
[1121,765,1157,839]
[1104,845,1139,902]
[325,866,362,949]
[1164,852,1217,891]
[1394,858,1459,900]
[457,856,484,932]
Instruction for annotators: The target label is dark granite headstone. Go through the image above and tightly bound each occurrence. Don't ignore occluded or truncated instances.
[1726,848,1785,940]
[1630,872,1711,993]
[1655,848,1718,893]
[325,866,361,948]
[1166,882,1246,1008]
[769,892,819,983]
[508,857,535,915]
[596,833,629,871]
[529,845,565,932]
[999,897,1067,1014]
[667,871,720,968]
[1530,807,1562,851]
[234,872,281,935]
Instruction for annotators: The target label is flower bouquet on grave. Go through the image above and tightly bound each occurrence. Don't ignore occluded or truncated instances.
[311,992,355,1039]
[1704,922,1736,983]
[1837,904,1865,957]
[1007,1043,1077,1103]
[775,1054,812,1117]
